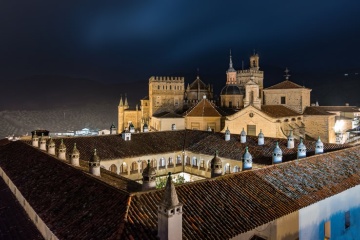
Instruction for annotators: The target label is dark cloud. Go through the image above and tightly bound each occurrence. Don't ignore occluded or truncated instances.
[1,0,360,86]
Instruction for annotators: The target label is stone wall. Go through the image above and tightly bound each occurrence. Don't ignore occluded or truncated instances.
[303,115,335,143]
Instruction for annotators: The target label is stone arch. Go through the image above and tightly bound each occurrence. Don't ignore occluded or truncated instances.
[130,161,138,173]
[224,163,231,174]
[140,160,147,172]
[233,165,240,173]
[120,162,127,174]
[109,164,117,173]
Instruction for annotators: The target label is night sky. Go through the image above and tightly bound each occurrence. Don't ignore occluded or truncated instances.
[1,1,360,90]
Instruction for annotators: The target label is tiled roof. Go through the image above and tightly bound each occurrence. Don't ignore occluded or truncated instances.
[127,146,360,239]
[311,106,360,113]
[303,106,335,115]
[0,177,43,240]
[152,111,183,118]
[0,138,359,239]
[185,98,222,117]
[23,130,347,166]
[0,141,130,239]
[264,80,308,90]
[261,105,301,118]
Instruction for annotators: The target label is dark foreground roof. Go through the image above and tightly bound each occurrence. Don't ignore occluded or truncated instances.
[0,177,43,240]
[1,140,359,239]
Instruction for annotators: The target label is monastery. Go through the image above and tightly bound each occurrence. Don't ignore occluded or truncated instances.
[118,51,360,144]
[0,129,360,239]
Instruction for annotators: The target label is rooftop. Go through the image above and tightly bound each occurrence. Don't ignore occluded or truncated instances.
[264,80,309,90]
[261,105,301,118]
[1,140,359,239]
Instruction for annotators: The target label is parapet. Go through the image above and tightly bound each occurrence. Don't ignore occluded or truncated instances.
[149,76,185,83]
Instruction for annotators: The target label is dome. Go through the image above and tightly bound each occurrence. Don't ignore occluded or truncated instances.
[211,151,222,165]
[273,142,282,155]
[48,138,55,147]
[298,139,306,150]
[72,143,80,155]
[59,139,66,149]
[142,160,156,177]
[220,85,244,95]
[242,147,252,160]
[90,149,100,163]
[241,128,246,136]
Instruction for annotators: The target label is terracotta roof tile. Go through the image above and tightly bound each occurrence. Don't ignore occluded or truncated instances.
[264,80,308,90]
[185,99,222,117]
[307,106,360,113]
[261,105,301,118]
[303,107,335,115]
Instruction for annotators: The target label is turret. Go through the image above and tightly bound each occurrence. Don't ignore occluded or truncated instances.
[39,133,47,150]
[110,122,117,135]
[287,130,295,148]
[315,136,324,154]
[240,128,246,143]
[89,149,101,176]
[47,137,56,155]
[210,151,222,178]
[225,127,230,141]
[258,129,264,145]
[143,123,149,133]
[272,142,283,164]
[124,94,129,109]
[226,50,237,85]
[250,52,260,70]
[242,147,252,170]
[70,143,80,166]
[297,139,307,159]
[157,172,183,240]
[58,139,66,160]
[142,160,156,190]
[32,131,39,147]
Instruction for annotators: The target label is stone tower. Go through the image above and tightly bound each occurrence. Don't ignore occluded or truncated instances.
[148,76,184,116]
[244,77,261,109]
[158,172,183,240]
[118,95,125,133]
[226,50,237,85]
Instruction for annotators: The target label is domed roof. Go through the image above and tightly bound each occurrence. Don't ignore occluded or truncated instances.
[90,149,100,163]
[211,151,222,165]
[273,142,282,155]
[220,85,244,95]
[241,128,246,136]
[298,139,306,150]
[142,160,156,176]
[242,147,252,160]
[72,143,80,155]
[316,136,323,147]
[59,139,66,149]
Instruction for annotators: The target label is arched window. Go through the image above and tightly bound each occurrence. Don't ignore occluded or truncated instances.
[200,160,205,170]
[120,163,127,175]
[140,160,147,172]
[168,157,173,167]
[233,166,240,173]
[150,159,157,168]
[224,163,230,174]
[159,158,165,168]
[109,164,117,173]
[192,157,197,167]
[185,156,190,166]
[170,85,172,90]
[176,155,182,165]
[158,85,160,90]
[130,161,138,174]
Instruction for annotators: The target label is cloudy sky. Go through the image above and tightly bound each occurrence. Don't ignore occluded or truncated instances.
[1,0,360,86]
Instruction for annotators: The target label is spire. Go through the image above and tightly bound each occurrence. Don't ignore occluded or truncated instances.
[161,172,180,208]
[227,49,236,72]
[119,95,123,106]
[196,67,200,79]
[124,93,129,107]
[284,68,291,80]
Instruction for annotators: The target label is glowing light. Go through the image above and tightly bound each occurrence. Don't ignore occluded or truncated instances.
[334,120,344,133]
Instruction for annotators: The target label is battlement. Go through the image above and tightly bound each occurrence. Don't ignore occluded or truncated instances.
[149,76,185,83]
[237,69,263,74]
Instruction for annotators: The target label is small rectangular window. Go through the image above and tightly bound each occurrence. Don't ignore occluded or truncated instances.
[247,125,256,136]
[345,211,350,229]
[281,96,286,104]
